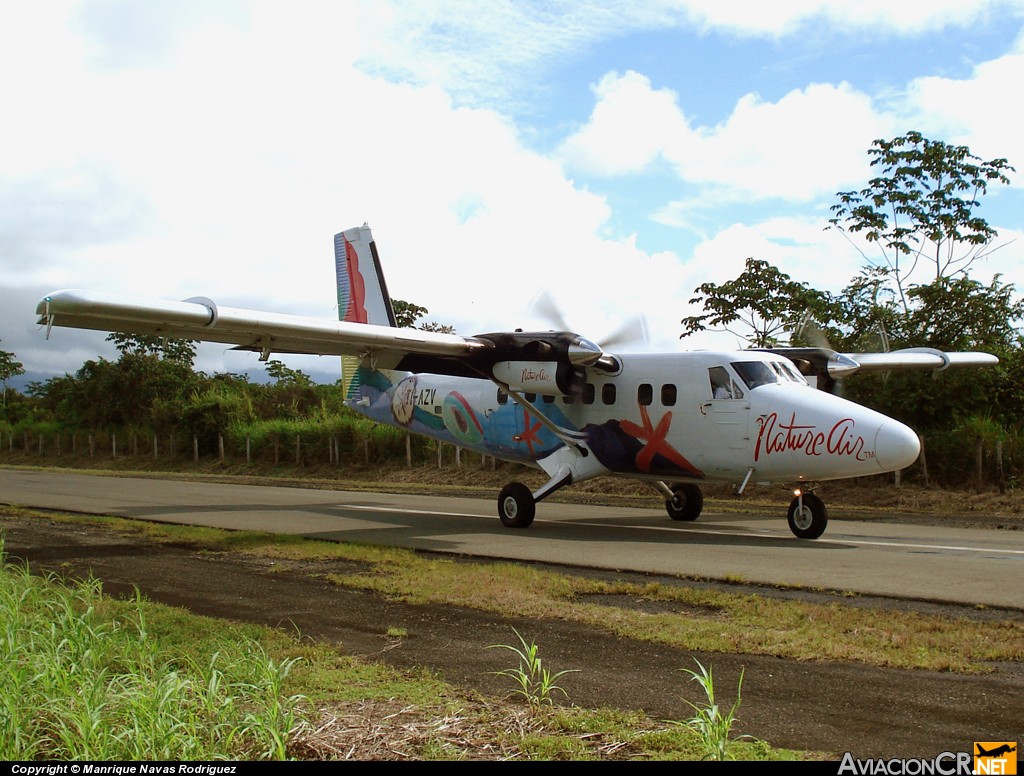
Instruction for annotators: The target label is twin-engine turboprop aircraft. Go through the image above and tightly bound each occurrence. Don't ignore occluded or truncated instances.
[36,224,998,539]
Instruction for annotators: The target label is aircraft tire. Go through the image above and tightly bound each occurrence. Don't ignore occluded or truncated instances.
[787,492,828,539]
[498,482,536,528]
[666,483,703,521]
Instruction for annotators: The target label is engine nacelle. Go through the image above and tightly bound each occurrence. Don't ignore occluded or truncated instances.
[492,360,564,395]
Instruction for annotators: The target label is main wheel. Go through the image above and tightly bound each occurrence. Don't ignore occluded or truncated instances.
[787,492,828,539]
[498,482,535,528]
[666,483,703,521]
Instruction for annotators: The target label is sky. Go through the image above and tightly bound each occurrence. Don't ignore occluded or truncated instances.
[3,0,1024,388]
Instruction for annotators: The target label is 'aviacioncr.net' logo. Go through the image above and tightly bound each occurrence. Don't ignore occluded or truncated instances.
[974,742,1017,775]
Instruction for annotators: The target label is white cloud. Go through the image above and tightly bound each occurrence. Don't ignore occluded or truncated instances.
[901,37,1024,180]
[562,73,887,207]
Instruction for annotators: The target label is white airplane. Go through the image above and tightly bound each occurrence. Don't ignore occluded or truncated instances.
[35,224,999,539]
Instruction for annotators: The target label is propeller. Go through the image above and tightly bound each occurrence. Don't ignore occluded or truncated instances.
[529,291,650,354]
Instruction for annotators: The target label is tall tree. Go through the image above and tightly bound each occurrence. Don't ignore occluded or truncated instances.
[828,130,1014,310]
[392,299,456,334]
[0,340,25,409]
[680,258,835,347]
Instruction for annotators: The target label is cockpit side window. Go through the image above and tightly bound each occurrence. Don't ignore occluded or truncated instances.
[708,366,743,399]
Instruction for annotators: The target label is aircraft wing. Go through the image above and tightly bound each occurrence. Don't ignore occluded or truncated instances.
[35,289,491,370]
[764,346,999,385]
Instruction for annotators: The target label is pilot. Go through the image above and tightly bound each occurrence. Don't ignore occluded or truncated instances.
[709,366,733,399]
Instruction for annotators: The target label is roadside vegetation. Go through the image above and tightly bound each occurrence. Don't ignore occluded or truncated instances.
[0,525,798,761]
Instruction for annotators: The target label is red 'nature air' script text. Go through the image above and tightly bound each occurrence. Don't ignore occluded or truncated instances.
[754,413,872,462]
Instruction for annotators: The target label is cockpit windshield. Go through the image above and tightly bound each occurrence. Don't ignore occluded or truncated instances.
[731,360,807,390]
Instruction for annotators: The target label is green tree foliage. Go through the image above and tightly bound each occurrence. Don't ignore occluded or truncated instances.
[843,275,1024,431]
[0,340,25,410]
[392,298,456,334]
[106,333,198,367]
[392,299,428,328]
[828,130,1014,310]
[680,258,836,347]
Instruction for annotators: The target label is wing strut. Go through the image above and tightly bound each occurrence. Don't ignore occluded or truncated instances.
[495,381,588,452]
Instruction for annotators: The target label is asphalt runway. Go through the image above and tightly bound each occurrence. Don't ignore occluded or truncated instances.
[2,468,1021,609]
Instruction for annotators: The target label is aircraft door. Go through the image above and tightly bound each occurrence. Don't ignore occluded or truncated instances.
[702,366,750,449]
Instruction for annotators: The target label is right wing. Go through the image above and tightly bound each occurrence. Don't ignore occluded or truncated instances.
[762,346,999,388]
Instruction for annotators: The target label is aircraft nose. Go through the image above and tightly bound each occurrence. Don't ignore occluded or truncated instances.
[874,421,921,472]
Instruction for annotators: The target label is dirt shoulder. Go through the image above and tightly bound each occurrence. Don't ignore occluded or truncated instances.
[2,509,1021,761]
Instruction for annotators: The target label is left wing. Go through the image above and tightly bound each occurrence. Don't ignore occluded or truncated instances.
[36,289,491,370]
[35,290,609,392]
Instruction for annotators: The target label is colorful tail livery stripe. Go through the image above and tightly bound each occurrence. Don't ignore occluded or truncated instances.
[334,224,397,327]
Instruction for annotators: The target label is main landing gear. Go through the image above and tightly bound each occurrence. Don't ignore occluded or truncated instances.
[497,478,829,540]
[498,482,536,528]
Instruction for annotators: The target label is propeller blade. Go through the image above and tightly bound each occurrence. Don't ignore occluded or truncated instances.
[529,291,571,332]
[600,314,649,351]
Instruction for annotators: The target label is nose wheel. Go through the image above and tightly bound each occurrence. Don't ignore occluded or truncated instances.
[787,491,828,539]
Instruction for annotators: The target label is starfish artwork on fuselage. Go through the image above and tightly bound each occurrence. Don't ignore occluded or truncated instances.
[36,222,1000,538]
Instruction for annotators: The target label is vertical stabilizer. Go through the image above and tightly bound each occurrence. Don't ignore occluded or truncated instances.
[334,224,398,327]
[336,224,396,400]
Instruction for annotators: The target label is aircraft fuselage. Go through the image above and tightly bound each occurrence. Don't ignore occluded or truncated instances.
[348,350,921,488]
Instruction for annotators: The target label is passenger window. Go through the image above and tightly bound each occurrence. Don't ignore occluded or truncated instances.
[525,392,536,403]
[582,383,596,405]
[602,383,616,405]
[638,383,653,406]
[543,394,555,404]
[661,384,677,406]
[497,388,509,405]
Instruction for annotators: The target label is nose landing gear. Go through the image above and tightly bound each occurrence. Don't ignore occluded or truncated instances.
[787,489,828,539]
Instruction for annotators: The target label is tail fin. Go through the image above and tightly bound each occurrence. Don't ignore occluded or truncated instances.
[334,224,397,327]
[336,224,396,401]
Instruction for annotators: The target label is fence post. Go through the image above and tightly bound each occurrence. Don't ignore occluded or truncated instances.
[997,439,1005,493]
[218,433,225,462]
[975,436,984,490]
[38,433,44,455]
[153,434,158,460]
[273,436,279,465]
[246,435,252,464]
[295,435,301,465]
[89,434,95,457]
[406,434,412,468]
[57,433,62,457]
[193,435,199,462]
[917,434,929,487]
[112,432,117,458]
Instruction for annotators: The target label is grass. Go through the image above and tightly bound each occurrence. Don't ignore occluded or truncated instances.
[3,504,1021,677]
[0,537,305,760]
[0,528,805,761]
[488,627,579,709]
